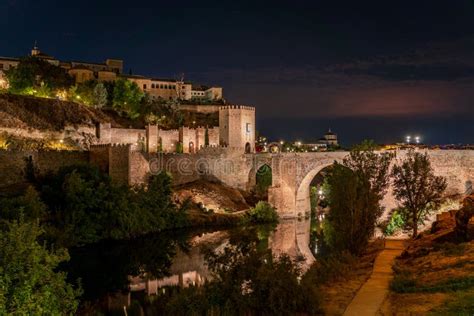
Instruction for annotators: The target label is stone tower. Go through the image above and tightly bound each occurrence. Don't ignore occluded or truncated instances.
[219,105,256,153]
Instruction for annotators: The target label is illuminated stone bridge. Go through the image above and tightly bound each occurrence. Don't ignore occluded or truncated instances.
[96,146,474,218]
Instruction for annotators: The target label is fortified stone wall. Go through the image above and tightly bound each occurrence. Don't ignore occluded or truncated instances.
[110,128,146,145]
[159,129,180,153]
[178,104,220,113]
[0,150,89,188]
[89,144,110,173]
[97,123,220,154]
[108,144,132,186]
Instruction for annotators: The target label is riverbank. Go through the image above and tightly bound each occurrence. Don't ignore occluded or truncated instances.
[379,210,474,314]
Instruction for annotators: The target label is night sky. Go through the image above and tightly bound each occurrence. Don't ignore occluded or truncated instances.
[2,0,474,145]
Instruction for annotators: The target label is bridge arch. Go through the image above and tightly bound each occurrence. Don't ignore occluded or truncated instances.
[295,160,341,217]
[268,153,347,218]
[247,158,273,192]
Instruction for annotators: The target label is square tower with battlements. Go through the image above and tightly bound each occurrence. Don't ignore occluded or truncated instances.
[219,105,256,153]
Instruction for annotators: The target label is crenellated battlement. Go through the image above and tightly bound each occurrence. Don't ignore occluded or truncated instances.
[219,105,255,111]
[90,143,132,149]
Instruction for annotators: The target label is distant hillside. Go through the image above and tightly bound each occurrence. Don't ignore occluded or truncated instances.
[0,93,120,131]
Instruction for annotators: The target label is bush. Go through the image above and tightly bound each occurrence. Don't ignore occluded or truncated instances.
[0,219,81,314]
[385,209,405,236]
[37,165,187,246]
[244,201,279,224]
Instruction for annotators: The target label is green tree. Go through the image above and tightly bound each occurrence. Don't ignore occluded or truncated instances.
[324,140,393,254]
[0,219,81,315]
[5,57,73,95]
[92,82,108,108]
[0,186,47,222]
[68,80,95,105]
[112,78,144,117]
[176,141,183,153]
[255,164,272,197]
[391,151,447,237]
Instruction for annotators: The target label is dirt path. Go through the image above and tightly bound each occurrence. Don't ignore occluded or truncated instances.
[343,239,406,316]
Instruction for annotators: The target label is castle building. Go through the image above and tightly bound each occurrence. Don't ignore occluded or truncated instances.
[0,44,223,101]
[124,75,223,101]
[219,106,256,153]
[0,45,122,86]
[96,105,256,154]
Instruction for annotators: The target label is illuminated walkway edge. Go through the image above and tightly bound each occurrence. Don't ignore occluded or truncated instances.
[343,239,406,316]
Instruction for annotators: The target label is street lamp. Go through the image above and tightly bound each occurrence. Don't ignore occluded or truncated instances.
[406,135,411,144]
[415,136,420,144]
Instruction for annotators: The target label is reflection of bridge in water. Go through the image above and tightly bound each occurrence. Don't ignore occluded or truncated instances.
[129,219,314,296]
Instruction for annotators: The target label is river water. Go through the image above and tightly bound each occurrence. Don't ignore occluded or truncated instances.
[65,218,321,314]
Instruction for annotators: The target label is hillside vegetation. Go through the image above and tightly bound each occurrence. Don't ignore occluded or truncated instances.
[0,93,117,131]
[0,93,218,132]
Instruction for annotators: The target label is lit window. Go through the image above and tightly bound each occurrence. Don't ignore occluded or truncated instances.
[246,123,251,133]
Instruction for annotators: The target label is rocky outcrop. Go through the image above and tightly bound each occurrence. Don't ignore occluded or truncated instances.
[455,194,474,241]
[173,179,250,213]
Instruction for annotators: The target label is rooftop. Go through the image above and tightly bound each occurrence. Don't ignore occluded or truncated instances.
[0,56,20,62]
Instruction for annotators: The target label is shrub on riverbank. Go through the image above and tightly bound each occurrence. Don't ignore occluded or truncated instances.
[0,164,188,247]
[243,201,279,224]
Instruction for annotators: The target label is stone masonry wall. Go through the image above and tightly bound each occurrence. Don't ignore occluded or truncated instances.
[108,145,131,186]
[0,150,89,188]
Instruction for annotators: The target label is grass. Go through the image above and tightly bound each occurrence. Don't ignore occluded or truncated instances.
[434,242,467,257]
[391,274,474,293]
[430,291,474,315]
